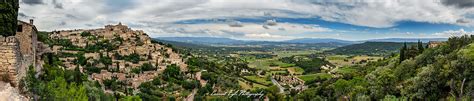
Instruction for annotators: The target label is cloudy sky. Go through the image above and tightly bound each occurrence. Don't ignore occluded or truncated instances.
[18,0,474,41]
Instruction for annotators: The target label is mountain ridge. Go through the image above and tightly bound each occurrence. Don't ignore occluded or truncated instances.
[156,37,448,44]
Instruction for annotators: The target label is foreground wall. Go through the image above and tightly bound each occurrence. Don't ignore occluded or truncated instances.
[0,36,21,86]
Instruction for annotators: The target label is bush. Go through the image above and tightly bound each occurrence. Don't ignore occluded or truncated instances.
[131,63,156,74]
[81,32,92,37]
[123,53,141,64]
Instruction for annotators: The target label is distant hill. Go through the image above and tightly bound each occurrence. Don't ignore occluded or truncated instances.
[156,37,448,45]
[152,38,212,49]
[153,38,347,54]
[326,42,420,55]
[284,38,355,44]
[155,37,244,45]
[365,38,447,43]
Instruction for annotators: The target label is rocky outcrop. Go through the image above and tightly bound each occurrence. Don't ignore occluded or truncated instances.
[0,81,28,101]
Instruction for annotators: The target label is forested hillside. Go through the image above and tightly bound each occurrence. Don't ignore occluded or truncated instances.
[326,42,420,55]
[297,35,474,100]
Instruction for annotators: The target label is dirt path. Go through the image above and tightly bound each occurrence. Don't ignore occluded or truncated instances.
[185,89,198,101]
[185,71,207,101]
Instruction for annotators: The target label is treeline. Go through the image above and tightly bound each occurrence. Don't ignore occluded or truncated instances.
[326,42,421,56]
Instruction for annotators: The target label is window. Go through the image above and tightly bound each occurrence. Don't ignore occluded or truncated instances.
[17,25,23,32]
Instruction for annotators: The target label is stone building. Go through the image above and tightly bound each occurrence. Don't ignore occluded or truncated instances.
[428,41,443,48]
[16,20,37,63]
[49,22,189,89]
[0,19,38,86]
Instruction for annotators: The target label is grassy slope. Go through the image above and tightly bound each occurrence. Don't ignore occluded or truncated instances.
[298,73,332,82]
[243,76,272,86]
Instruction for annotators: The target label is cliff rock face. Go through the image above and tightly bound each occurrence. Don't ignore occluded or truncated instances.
[0,0,19,36]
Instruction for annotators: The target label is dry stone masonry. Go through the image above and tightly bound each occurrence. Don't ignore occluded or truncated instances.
[0,36,21,86]
[0,20,38,87]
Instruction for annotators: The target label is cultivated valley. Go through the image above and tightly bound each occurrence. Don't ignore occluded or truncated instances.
[1,0,474,101]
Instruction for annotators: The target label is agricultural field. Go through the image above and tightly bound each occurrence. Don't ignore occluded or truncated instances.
[332,67,357,75]
[297,73,333,82]
[268,70,289,75]
[238,79,269,90]
[243,76,273,86]
[287,67,305,75]
[327,55,383,67]
[272,50,322,58]
[242,50,318,70]
[247,59,295,70]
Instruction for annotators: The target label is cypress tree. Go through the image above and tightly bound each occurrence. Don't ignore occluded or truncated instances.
[399,42,407,63]
[418,40,424,53]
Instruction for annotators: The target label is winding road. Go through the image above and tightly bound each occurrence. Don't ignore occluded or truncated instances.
[270,78,285,93]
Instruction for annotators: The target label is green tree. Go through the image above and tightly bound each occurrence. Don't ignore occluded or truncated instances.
[75,52,87,66]
[333,79,351,97]
[401,65,445,100]
[366,67,397,99]
[399,42,407,63]
[80,32,92,37]
[120,96,142,101]
[0,0,19,36]
[417,40,424,53]
[24,65,39,95]
[45,77,88,100]
[163,64,180,79]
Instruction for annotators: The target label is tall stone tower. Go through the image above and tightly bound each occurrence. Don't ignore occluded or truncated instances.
[0,0,19,37]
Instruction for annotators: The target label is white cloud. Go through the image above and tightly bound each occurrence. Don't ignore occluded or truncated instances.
[139,22,331,41]
[433,28,474,37]
[244,33,291,40]
[20,0,474,29]
[17,0,474,40]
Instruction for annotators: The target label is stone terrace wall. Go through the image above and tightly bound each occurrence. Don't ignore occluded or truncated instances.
[0,36,21,86]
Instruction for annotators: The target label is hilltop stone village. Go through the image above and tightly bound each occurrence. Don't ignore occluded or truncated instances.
[48,22,188,88]
[0,18,192,99]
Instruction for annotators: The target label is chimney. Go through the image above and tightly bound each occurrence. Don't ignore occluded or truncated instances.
[29,19,34,25]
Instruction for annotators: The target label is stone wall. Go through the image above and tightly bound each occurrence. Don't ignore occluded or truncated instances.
[16,21,36,57]
[0,36,21,86]
[0,0,19,36]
